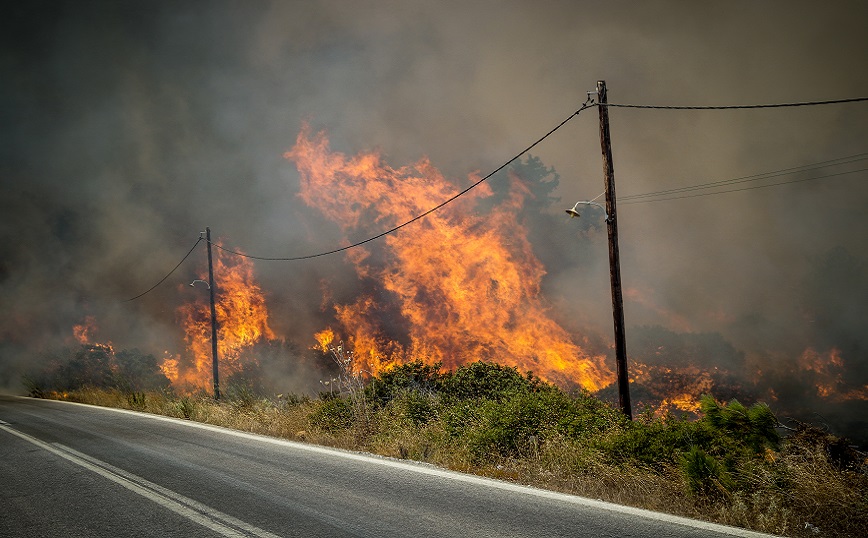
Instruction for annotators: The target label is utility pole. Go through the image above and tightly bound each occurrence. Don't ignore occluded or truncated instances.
[205,227,221,400]
[597,80,632,420]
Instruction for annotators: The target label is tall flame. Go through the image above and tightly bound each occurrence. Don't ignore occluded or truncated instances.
[168,245,275,390]
[286,125,613,390]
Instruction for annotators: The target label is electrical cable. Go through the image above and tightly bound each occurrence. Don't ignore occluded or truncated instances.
[209,99,596,261]
[620,153,868,201]
[141,94,868,269]
[123,237,203,302]
[620,167,868,205]
[603,96,868,110]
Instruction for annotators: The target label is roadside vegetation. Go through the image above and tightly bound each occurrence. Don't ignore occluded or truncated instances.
[24,354,867,538]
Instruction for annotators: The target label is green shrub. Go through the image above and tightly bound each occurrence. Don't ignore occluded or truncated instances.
[366,360,560,407]
[309,397,354,433]
[126,391,146,410]
[700,396,779,454]
[599,399,779,477]
[367,361,444,405]
[598,416,708,468]
[442,400,483,438]
[391,390,438,426]
[441,361,550,401]
[557,391,626,439]
[275,392,310,408]
[225,382,259,409]
[680,446,734,496]
[177,397,196,419]
[444,389,592,462]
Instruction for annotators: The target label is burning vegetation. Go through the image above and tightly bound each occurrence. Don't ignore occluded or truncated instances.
[287,125,612,391]
[24,318,169,396]
[25,127,866,447]
[165,245,276,391]
[285,126,867,421]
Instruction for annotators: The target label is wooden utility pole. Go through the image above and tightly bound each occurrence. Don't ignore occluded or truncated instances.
[597,80,632,420]
[205,227,221,400]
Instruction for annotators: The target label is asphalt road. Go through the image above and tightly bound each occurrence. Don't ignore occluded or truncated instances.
[0,396,778,537]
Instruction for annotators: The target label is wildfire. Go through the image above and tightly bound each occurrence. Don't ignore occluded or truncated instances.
[286,125,613,390]
[798,347,867,401]
[71,315,114,353]
[73,316,97,345]
[630,361,715,415]
[167,245,275,390]
[628,343,868,416]
[159,354,180,383]
[314,328,336,353]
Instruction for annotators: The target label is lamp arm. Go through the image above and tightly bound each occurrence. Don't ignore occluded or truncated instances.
[566,200,610,222]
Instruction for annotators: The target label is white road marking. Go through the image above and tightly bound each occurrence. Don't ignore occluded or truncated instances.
[0,423,281,538]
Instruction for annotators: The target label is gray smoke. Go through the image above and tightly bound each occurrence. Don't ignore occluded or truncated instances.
[1,1,866,438]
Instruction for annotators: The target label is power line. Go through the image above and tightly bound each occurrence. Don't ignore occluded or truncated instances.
[123,237,203,302]
[620,153,868,202]
[604,96,868,110]
[130,94,868,274]
[621,167,868,205]
[210,99,596,261]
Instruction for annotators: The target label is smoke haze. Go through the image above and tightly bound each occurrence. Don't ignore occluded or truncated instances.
[2,1,866,438]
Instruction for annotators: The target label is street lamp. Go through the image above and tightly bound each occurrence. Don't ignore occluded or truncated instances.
[565,200,610,222]
[190,279,210,289]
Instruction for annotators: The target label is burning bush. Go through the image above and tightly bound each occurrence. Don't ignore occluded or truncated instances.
[170,246,275,391]
[25,345,171,395]
[287,126,613,390]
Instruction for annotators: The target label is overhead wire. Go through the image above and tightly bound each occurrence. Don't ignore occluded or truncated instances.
[209,99,597,261]
[620,153,868,203]
[122,92,868,293]
[621,166,868,205]
[209,95,868,260]
[604,96,868,110]
[123,237,203,302]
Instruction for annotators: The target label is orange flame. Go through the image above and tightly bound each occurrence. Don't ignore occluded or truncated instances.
[71,316,114,353]
[168,245,275,390]
[286,126,613,390]
[314,328,336,353]
[159,350,180,384]
[630,361,714,415]
[72,316,98,345]
[798,347,866,401]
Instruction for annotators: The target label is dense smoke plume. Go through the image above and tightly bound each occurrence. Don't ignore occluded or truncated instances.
[1,2,867,440]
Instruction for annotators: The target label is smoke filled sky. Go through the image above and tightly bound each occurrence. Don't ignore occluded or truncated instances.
[2,0,867,407]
